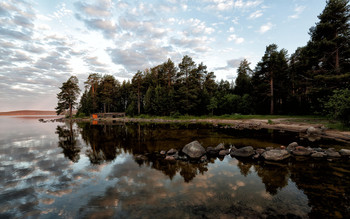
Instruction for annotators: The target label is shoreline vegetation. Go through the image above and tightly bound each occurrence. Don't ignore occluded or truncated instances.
[55,1,350,130]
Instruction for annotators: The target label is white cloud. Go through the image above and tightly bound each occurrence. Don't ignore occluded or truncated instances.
[228,34,244,44]
[228,27,235,33]
[259,22,273,34]
[205,0,263,11]
[248,10,263,19]
[289,5,306,19]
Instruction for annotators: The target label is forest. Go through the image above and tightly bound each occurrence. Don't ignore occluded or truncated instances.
[56,0,350,125]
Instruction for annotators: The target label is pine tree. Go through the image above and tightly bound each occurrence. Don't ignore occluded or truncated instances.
[310,0,350,72]
[253,44,288,114]
[56,76,80,118]
[235,59,252,96]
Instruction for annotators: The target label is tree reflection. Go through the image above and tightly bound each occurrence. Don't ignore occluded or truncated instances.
[56,122,80,163]
[79,123,122,164]
[254,162,290,195]
[236,159,253,176]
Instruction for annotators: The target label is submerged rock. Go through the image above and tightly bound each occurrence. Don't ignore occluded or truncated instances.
[135,154,148,161]
[253,154,260,159]
[262,149,290,161]
[307,126,322,135]
[200,155,207,162]
[182,140,206,159]
[165,155,176,162]
[231,146,255,157]
[325,148,341,158]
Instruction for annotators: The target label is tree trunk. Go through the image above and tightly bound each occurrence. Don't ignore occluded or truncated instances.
[335,48,339,72]
[335,31,340,72]
[270,73,274,115]
[69,103,73,119]
[137,84,140,115]
[168,71,171,88]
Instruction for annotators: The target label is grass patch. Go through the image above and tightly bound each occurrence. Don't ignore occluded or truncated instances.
[125,114,350,131]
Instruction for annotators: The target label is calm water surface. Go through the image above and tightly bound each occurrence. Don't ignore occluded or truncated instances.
[0,117,350,218]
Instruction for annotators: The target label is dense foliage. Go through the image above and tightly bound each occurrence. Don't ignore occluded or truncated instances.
[70,0,350,124]
[56,76,80,118]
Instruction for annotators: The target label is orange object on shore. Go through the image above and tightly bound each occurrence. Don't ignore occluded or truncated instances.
[92,120,98,125]
[92,114,98,119]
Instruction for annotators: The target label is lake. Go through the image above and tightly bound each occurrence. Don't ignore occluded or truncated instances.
[1,116,350,218]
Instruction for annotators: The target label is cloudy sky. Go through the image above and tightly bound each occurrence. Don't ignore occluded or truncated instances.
[0,0,326,111]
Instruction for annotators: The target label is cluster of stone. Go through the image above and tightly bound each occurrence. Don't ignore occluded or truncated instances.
[157,140,350,163]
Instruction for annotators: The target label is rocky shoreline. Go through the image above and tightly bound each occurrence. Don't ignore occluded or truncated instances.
[42,116,350,143]
[138,140,350,164]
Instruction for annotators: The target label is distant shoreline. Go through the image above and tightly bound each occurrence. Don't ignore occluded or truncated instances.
[0,110,56,116]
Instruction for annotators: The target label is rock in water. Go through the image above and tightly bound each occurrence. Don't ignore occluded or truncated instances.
[182,141,206,159]
[167,148,178,155]
[339,149,350,156]
[292,146,312,156]
[325,148,341,158]
[219,149,230,156]
[311,152,326,158]
[214,143,225,151]
[262,149,290,161]
[165,156,176,162]
[231,146,255,157]
[307,126,321,135]
[287,142,298,151]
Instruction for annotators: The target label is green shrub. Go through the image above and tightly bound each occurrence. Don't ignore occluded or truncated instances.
[75,112,86,118]
[325,89,350,126]
[170,111,181,119]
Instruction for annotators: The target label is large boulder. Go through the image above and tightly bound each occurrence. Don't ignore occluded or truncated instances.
[339,149,350,156]
[219,149,230,156]
[325,148,341,158]
[307,126,321,135]
[287,142,298,151]
[214,143,225,151]
[262,149,291,161]
[311,152,326,158]
[182,141,206,159]
[206,143,225,156]
[256,148,266,155]
[231,146,255,157]
[292,146,312,156]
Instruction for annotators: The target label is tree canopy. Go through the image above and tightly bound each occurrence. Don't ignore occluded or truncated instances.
[56,76,80,118]
[61,0,350,125]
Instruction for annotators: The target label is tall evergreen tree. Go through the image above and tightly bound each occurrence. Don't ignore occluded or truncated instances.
[253,44,288,114]
[56,76,80,118]
[309,0,350,72]
[98,75,118,113]
[132,71,144,115]
[235,59,252,96]
[84,73,101,113]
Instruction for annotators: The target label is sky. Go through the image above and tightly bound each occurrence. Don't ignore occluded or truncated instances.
[0,0,327,111]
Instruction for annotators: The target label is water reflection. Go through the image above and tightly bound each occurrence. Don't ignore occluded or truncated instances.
[1,118,350,218]
[56,122,80,163]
